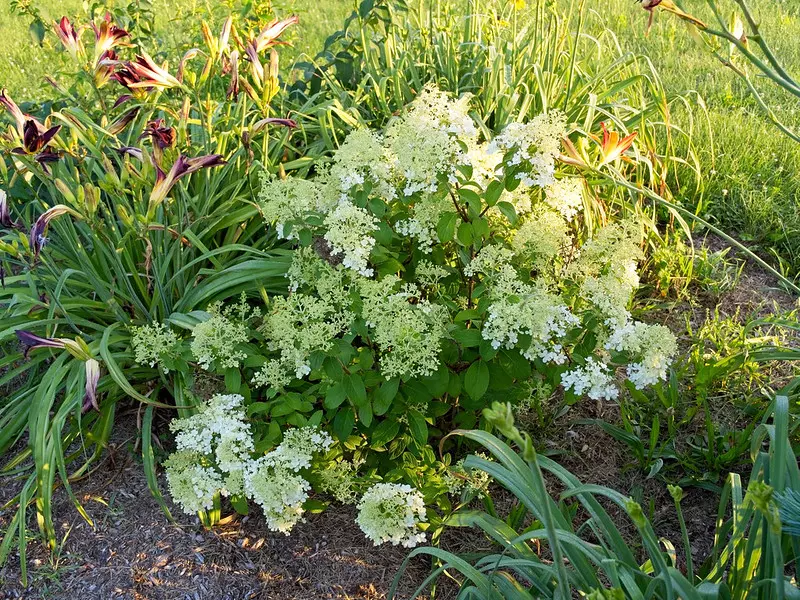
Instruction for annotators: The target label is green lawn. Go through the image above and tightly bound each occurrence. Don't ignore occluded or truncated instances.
[578,0,800,274]
[2,0,799,274]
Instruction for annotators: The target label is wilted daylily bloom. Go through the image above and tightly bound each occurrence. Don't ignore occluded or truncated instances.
[226,50,240,99]
[253,15,299,53]
[53,17,85,62]
[149,154,226,208]
[107,106,140,135]
[0,189,23,230]
[91,13,130,64]
[141,118,176,150]
[15,330,68,359]
[177,49,199,83]
[252,117,298,133]
[83,358,101,413]
[29,204,80,258]
[115,53,183,91]
[114,145,144,161]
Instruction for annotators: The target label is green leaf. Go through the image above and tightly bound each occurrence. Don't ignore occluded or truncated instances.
[408,409,428,445]
[371,419,400,447]
[452,326,482,348]
[374,378,399,415]
[464,360,490,401]
[224,368,242,393]
[496,201,518,224]
[344,373,368,407]
[324,382,347,409]
[436,212,458,243]
[456,222,473,246]
[485,180,504,206]
[333,407,355,441]
[358,401,374,427]
[458,188,482,215]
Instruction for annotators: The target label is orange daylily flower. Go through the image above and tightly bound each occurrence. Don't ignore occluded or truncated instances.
[598,122,637,165]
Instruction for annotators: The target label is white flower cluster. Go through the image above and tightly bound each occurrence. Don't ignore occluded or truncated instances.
[323,200,379,276]
[191,299,259,370]
[545,177,584,222]
[561,358,619,401]
[130,322,180,374]
[571,221,644,325]
[165,394,254,513]
[356,483,427,548]
[605,318,678,389]
[468,247,579,365]
[483,284,580,365]
[396,194,453,253]
[511,206,571,273]
[243,427,333,533]
[486,112,567,188]
[258,174,330,240]
[164,393,333,534]
[360,277,449,379]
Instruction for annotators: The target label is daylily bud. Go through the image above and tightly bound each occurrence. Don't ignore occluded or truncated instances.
[482,402,518,439]
[63,337,93,362]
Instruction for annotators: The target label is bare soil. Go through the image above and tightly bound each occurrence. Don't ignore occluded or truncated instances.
[0,419,433,600]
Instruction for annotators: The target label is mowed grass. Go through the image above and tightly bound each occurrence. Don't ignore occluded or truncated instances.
[0,0,351,100]
[1,0,799,275]
[577,0,800,275]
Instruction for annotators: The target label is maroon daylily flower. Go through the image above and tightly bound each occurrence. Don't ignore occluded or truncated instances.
[140,118,176,150]
[0,190,23,230]
[15,330,68,359]
[83,359,101,413]
[91,13,131,62]
[53,16,85,61]
[8,119,62,171]
[150,154,226,207]
[16,119,61,154]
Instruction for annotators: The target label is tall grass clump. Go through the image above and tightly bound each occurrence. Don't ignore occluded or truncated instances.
[295,0,705,226]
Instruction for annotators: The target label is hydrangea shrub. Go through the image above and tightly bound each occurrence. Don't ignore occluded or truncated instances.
[141,85,678,543]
